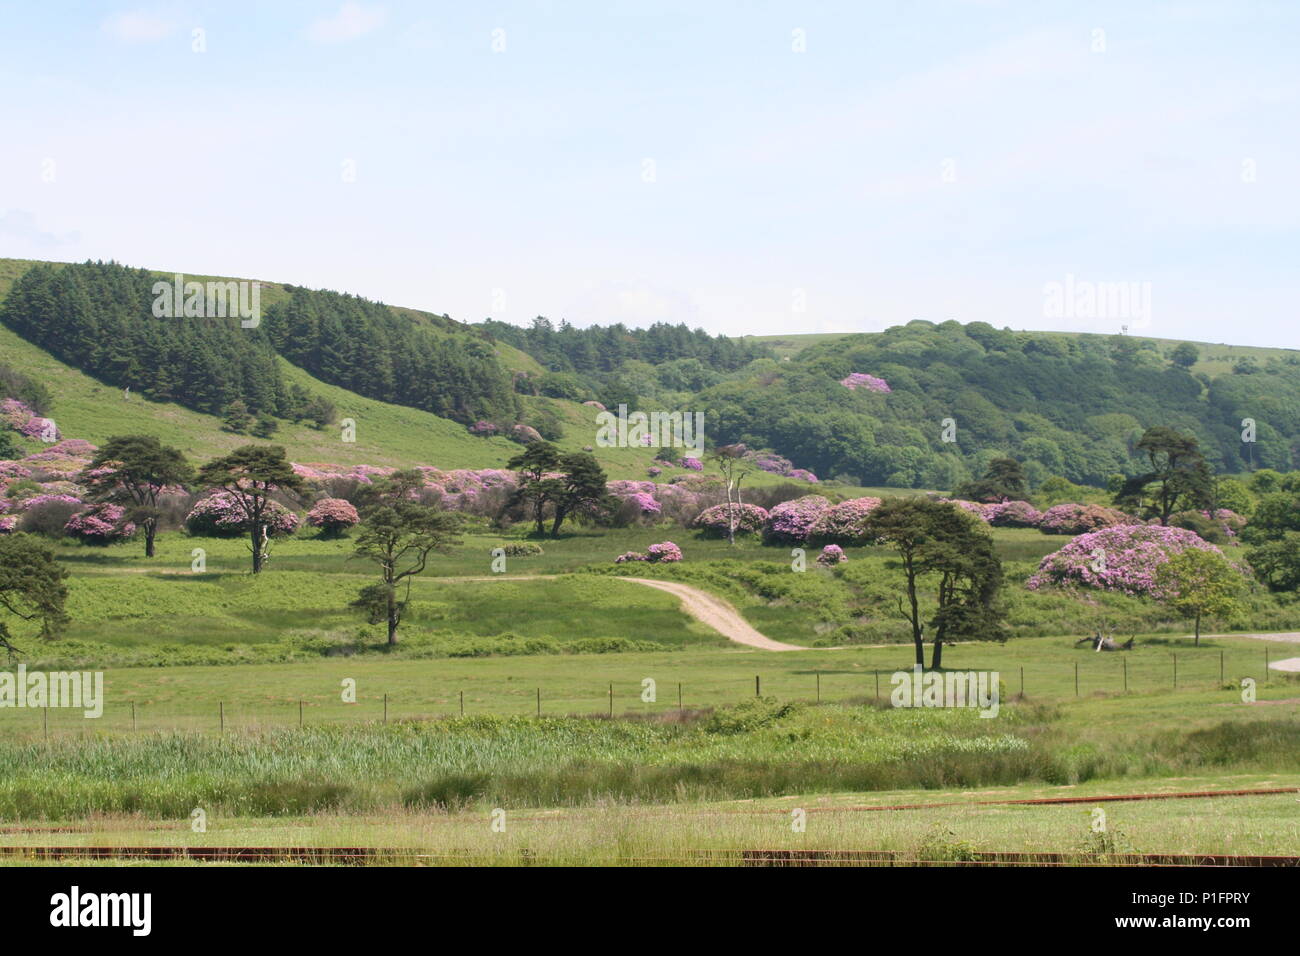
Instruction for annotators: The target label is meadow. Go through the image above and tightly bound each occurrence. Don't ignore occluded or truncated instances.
[3,497,1299,864]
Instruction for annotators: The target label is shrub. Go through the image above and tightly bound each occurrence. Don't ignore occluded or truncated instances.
[693,502,768,537]
[647,541,683,562]
[1027,524,1226,597]
[764,495,832,544]
[839,373,891,393]
[808,496,882,545]
[186,491,300,537]
[17,494,82,535]
[987,500,1043,528]
[1039,503,1131,535]
[306,498,360,536]
[817,544,846,566]
[65,503,136,544]
[499,542,544,557]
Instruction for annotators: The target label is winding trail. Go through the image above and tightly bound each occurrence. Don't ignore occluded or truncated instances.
[456,574,807,651]
[619,577,805,651]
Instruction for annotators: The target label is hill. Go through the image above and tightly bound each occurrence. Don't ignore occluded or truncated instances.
[5,257,1300,492]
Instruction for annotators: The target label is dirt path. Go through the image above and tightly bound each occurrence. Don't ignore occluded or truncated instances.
[457,574,808,651]
[620,577,807,651]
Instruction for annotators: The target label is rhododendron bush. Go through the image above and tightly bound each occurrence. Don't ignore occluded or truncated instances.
[839,372,891,393]
[817,544,846,566]
[693,502,768,537]
[763,495,832,544]
[186,492,300,537]
[808,496,882,545]
[306,497,360,535]
[1038,503,1132,535]
[65,503,136,543]
[1027,524,1230,597]
[986,500,1043,527]
[615,541,682,563]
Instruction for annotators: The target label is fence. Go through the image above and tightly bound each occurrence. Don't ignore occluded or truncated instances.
[1,646,1290,739]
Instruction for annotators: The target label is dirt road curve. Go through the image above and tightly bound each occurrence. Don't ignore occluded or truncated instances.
[620,577,805,651]
[459,574,805,650]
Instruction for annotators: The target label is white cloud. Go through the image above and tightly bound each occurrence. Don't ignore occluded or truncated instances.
[307,3,387,44]
[101,10,177,43]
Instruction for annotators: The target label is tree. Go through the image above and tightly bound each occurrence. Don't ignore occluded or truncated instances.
[0,430,18,460]
[196,445,305,573]
[1245,532,1300,591]
[0,533,69,658]
[1154,549,1244,645]
[1114,426,1213,525]
[548,452,610,537]
[710,444,752,546]
[251,413,279,438]
[221,400,253,434]
[864,498,1007,668]
[954,457,1029,502]
[350,470,463,644]
[81,435,193,557]
[507,441,563,535]
[1169,342,1200,368]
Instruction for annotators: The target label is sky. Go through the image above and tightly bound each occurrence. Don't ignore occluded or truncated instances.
[1,1,1297,346]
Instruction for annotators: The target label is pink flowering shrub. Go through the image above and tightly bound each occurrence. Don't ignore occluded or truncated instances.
[1038,503,1131,535]
[18,417,58,440]
[945,499,991,520]
[65,503,136,544]
[0,462,33,481]
[679,457,703,471]
[987,500,1043,527]
[751,452,793,475]
[0,515,16,534]
[694,502,769,537]
[808,496,882,545]
[0,398,36,431]
[817,544,846,566]
[764,495,832,544]
[787,469,818,483]
[306,497,360,536]
[616,541,682,563]
[186,491,299,537]
[468,421,498,436]
[583,400,607,411]
[647,466,662,477]
[628,492,662,516]
[1027,524,1227,597]
[647,541,683,562]
[839,373,891,393]
[21,493,82,511]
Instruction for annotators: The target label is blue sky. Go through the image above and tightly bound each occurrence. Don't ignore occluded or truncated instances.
[1,1,1296,345]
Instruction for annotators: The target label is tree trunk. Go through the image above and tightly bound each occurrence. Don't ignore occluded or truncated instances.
[905,559,923,667]
[387,590,398,645]
[931,639,943,670]
[386,566,399,645]
[250,523,263,574]
[144,518,157,558]
[1194,610,1201,646]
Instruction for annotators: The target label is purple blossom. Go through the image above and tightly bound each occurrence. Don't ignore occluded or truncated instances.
[694,502,769,537]
[817,544,846,566]
[808,496,882,545]
[764,495,832,544]
[1027,524,1227,597]
[839,372,891,393]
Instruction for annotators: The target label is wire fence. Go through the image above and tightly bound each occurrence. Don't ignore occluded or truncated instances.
[1,646,1290,739]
